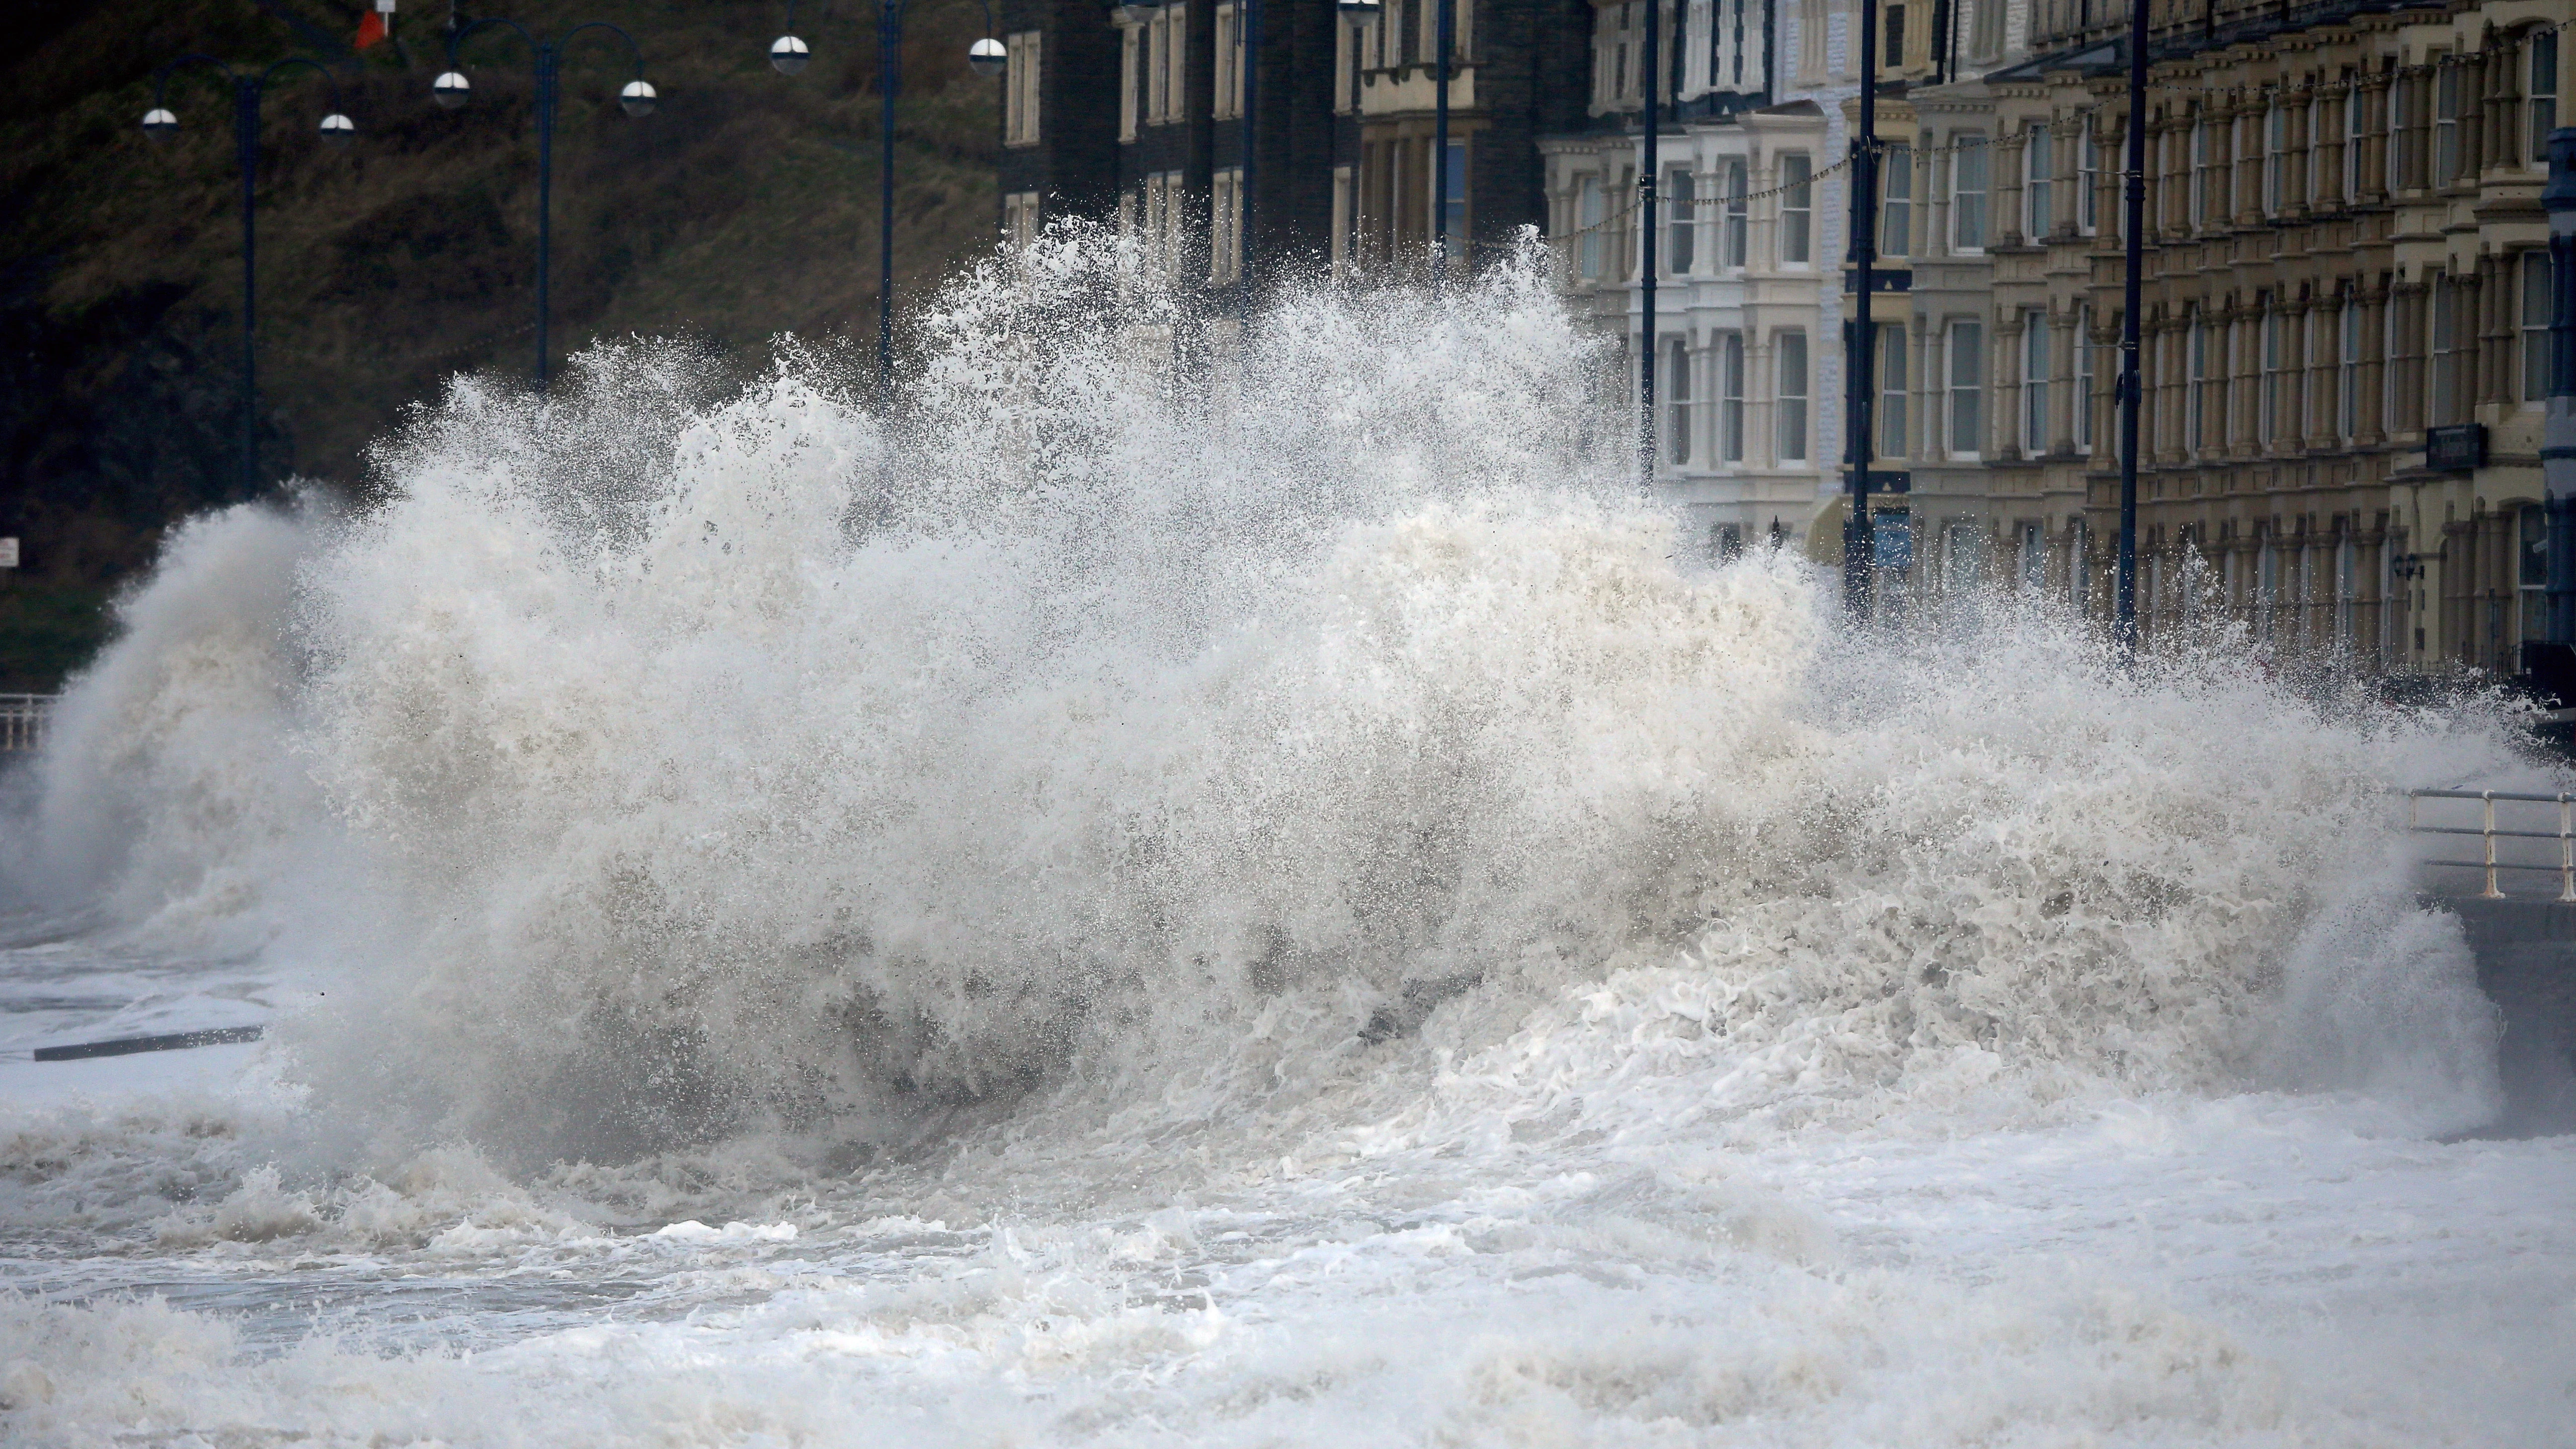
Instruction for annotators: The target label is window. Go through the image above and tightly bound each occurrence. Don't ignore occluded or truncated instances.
[1880,144,1913,256]
[2343,82,2364,200]
[1666,166,1696,273]
[2188,119,2208,226]
[1885,3,1905,68]
[1147,11,1170,124]
[2436,57,2462,185]
[1879,324,1908,459]
[1667,338,1692,464]
[2025,124,2053,240]
[2534,31,2560,164]
[1120,24,1140,141]
[2023,313,2050,454]
[2306,95,2326,204]
[1969,0,2001,60]
[1331,166,1354,272]
[1578,174,1606,280]
[1440,140,1468,259]
[2068,517,2090,605]
[2020,522,2045,589]
[2075,306,2095,451]
[2433,274,2461,423]
[1952,135,1989,251]
[1945,521,1984,594]
[2187,311,2207,452]
[2260,297,2282,442]
[1210,169,1241,283]
[1720,332,1746,461]
[1335,10,1356,113]
[1215,4,1240,121]
[1004,31,1042,147]
[2337,292,2359,440]
[1165,6,1188,122]
[1777,331,1809,462]
[1780,154,1813,264]
[2256,533,2279,644]
[1002,191,1040,251]
[2523,506,2549,642]
[1947,320,1984,457]
[1722,160,1749,266]
[1711,523,1744,563]
[2079,130,2098,235]
[2266,103,2288,213]
[2526,249,2554,402]
[1876,510,1915,572]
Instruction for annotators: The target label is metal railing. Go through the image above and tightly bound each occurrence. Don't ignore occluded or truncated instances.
[2407,789,2576,901]
[0,694,54,753]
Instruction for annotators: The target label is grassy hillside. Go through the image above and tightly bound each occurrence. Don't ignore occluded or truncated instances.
[0,0,1003,689]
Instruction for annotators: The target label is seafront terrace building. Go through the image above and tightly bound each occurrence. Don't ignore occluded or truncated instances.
[1896,0,2575,673]
[986,0,2576,685]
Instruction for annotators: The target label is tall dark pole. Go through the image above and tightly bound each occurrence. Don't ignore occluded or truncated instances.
[1844,0,1879,615]
[1434,0,1452,284]
[1639,0,1659,497]
[438,19,654,391]
[2116,0,2148,646]
[879,1,904,402]
[234,80,259,498]
[146,56,350,499]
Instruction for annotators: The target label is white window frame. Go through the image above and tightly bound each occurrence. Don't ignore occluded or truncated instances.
[2078,130,2098,236]
[2075,305,2095,452]
[1951,134,1989,252]
[1946,319,1984,459]
[1881,143,1913,256]
[1667,165,1697,275]
[1780,153,1813,265]
[1004,31,1043,147]
[1667,336,1694,464]
[2024,123,2053,240]
[1776,330,1810,462]
[1722,159,1749,267]
[1720,331,1746,462]
[2022,312,2050,455]
[2525,249,2554,403]
[1878,323,1908,460]
[2534,29,2560,165]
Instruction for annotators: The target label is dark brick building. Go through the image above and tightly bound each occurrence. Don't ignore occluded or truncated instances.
[993,0,1599,285]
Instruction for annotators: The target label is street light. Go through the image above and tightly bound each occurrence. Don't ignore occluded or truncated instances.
[433,17,655,391]
[139,54,356,499]
[769,0,1006,402]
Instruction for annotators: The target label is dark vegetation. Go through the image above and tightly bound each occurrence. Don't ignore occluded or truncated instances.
[0,0,1002,689]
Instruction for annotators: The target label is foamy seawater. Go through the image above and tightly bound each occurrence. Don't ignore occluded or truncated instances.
[1,233,2571,1445]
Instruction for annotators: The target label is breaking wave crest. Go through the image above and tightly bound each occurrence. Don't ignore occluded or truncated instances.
[2,229,2530,1177]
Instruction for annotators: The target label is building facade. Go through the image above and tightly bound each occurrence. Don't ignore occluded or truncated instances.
[992,0,2576,683]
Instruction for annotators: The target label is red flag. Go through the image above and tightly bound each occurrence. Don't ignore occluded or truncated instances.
[356,9,389,49]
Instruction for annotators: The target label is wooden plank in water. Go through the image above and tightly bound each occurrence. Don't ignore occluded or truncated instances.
[31,1025,265,1062]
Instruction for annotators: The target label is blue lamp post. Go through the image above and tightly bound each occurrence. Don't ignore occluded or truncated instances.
[430,18,656,391]
[140,55,356,498]
[769,0,1006,402]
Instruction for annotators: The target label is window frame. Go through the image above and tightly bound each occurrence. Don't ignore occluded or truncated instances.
[1946,319,1985,459]
[2524,249,2553,403]
[2022,311,2050,455]
[1720,331,1747,462]
[1880,143,1914,256]
[2024,123,2054,241]
[1776,329,1810,462]
[1722,159,1750,267]
[1780,153,1814,265]
[1951,133,1990,253]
